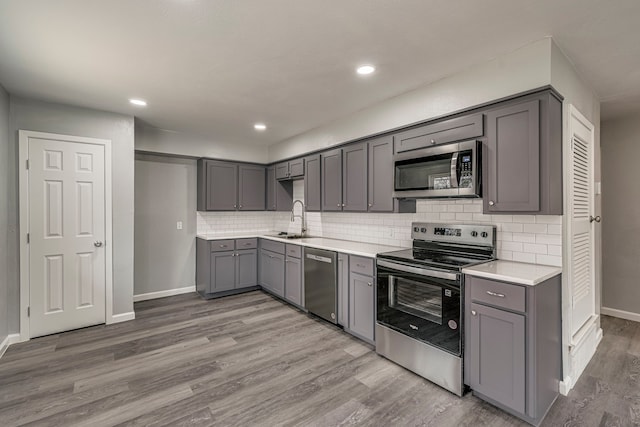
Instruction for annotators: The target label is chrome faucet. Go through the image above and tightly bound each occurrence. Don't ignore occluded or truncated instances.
[291,199,307,236]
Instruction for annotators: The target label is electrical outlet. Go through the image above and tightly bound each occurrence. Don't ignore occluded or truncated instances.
[177,221,183,230]
[386,228,394,238]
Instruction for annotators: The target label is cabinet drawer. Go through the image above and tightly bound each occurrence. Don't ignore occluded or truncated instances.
[394,113,483,154]
[350,255,374,277]
[236,238,258,250]
[286,244,301,258]
[210,239,235,252]
[469,277,526,313]
[261,239,285,254]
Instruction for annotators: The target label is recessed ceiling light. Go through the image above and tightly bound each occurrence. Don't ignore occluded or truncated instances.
[356,65,375,75]
[254,123,267,131]
[129,98,147,106]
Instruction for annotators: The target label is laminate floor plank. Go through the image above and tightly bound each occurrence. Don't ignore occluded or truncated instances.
[1,291,637,427]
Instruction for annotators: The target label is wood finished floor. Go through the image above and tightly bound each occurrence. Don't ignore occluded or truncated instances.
[0,291,637,427]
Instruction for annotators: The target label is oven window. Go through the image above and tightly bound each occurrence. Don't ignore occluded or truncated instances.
[390,276,442,325]
[395,153,454,191]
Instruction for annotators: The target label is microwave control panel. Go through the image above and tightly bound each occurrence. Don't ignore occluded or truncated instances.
[459,154,473,188]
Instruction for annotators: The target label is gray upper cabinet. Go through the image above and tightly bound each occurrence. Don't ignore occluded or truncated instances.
[238,164,266,211]
[267,166,293,211]
[197,159,238,211]
[321,149,343,211]
[485,100,540,213]
[197,159,266,211]
[304,154,321,211]
[393,113,484,154]
[275,162,290,180]
[275,158,305,180]
[484,90,563,215]
[342,142,368,212]
[367,136,394,212]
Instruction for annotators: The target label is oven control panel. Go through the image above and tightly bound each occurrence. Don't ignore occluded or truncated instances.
[411,223,495,246]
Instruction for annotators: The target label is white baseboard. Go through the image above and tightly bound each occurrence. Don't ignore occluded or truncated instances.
[560,319,602,396]
[0,333,22,359]
[133,286,196,302]
[108,311,136,324]
[601,306,640,323]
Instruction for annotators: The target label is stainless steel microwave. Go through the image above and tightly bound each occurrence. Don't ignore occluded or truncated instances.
[393,140,481,198]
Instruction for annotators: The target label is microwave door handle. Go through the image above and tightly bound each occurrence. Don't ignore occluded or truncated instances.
[450,152,459,188]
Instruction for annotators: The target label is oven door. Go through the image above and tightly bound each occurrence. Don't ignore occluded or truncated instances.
[376,260,462,355]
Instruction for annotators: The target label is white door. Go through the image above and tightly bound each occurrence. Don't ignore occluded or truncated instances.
[567,106,596,338]
[28,136,106,337]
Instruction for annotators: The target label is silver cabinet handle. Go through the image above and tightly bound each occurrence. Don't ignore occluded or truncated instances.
[488,201,495,206]
[244,243,251,246]
[239,205,243,209]
[368,203,372,207]
[590,215,601,223]
[356,264,365,268]
[233,205,237,208]
[430,139,436,145]
[367,282,372,287]
[337,204,340,207]
[94,241,103,247]
[342,204,345,207]
[471,310,477,316]
[486,290,505,298]
[220,244,227,248]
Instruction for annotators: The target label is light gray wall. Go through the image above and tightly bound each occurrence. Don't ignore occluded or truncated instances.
[268,38,553,162]
[8,97,135,332]
[601,115,640,315]
[134,153,196,296]
[0,84,9,344]
[136,122,269,163]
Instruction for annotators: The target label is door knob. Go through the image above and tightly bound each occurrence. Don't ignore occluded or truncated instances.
[590,215,601,223]
[94,241,103,247]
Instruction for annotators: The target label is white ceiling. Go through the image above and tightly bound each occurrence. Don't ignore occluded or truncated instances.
[0,1,638,145]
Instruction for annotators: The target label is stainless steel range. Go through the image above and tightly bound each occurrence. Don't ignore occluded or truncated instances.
[376,222,496,396]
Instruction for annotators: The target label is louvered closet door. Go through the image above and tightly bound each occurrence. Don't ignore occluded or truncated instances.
[568,106,596,337]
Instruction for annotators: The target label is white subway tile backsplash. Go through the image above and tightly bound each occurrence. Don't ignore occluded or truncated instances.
[197,194,563,267]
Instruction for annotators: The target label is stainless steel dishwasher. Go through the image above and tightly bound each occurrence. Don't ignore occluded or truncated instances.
[304,247,338,324]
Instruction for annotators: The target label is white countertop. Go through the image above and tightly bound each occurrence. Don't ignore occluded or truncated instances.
[462,260,562,286]
[196,232,406,258]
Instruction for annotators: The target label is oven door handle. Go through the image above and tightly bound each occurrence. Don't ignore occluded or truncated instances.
[377,260,458,281]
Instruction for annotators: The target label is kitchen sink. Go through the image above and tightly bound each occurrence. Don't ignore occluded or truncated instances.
[267,233,306,239]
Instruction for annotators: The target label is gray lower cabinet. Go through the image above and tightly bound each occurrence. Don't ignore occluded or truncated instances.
[196,238,258,297]
[337,253,349,327]
[321,149,343,211]
[484,90,562,215]
[342,142,368,212]
[197,159,266,211]
[465,274,561,426]
[346,255,376,344]
[304,154,321,211]
[259,249,285,298]
[284,252,302,306]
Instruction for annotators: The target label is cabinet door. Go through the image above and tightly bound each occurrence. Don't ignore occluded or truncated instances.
[305,154,321,211]
[342,142,368,212]
[275,162,290,180]
[238,165,266,210]
[206,161,238,211]
[285,256,302,306]
[469,302,526,414]
[321,149,343,211]
[368,136,394,212]
[236,249,257,288]
[393,113,484,153]
[485,100,540,212]
[271,252,285,297]
[210,251,236,293]
[266,166,276,211]
[349,272,375,341]
[337,253,349,327]
[289,158,305,178]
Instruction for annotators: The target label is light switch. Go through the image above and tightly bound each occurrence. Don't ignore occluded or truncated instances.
[177,221,183,230]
